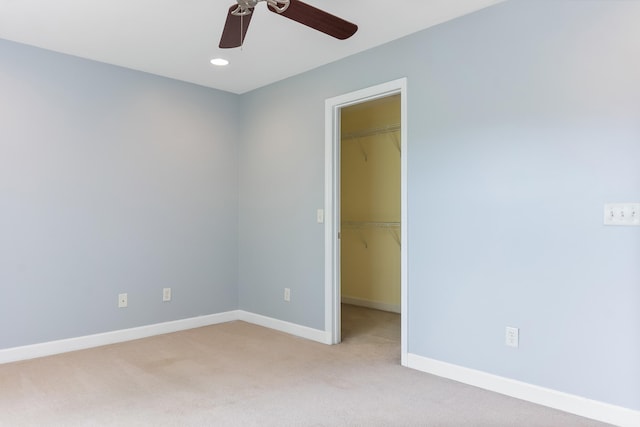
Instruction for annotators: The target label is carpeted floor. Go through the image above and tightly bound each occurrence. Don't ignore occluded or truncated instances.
[0,305,611,426]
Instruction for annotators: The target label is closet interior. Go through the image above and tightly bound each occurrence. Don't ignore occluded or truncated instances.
[340,94,401,317]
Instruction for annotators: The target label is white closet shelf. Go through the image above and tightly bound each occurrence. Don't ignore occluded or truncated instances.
[341,124,401,141]
[341,124,401,160]
[342,221,400,229]
[341,221,401,248]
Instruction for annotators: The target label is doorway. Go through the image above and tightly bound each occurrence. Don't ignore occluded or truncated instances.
[340,94,401,334]
[324,78,408,366]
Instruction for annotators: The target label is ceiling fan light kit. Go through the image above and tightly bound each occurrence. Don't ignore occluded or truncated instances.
[219,0,358,49]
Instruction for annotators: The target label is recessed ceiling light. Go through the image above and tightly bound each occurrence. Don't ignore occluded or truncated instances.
[210,58,229,66]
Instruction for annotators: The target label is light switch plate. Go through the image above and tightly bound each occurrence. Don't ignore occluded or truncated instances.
[604,203,640,226]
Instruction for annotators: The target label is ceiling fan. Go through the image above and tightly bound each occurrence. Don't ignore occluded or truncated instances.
[219,0,358,48]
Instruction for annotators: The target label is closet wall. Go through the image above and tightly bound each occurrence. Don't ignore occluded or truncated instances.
[340,95,401,313]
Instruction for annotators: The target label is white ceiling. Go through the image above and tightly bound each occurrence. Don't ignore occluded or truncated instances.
[0,0,503,94]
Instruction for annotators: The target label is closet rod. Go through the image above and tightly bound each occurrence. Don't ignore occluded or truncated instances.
[341,124,401,141]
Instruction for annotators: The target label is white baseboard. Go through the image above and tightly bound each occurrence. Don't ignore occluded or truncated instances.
[341,296,401,314]
[0,311,240,365]
[0,310,331,364]
[407,353,640,427]
[238,310,332,345]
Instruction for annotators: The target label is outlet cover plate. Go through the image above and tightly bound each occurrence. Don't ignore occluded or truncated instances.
[506,326,519,348]
[118,293,128,308]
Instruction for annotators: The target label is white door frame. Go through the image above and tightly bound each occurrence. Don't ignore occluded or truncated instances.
[324,78,408,366]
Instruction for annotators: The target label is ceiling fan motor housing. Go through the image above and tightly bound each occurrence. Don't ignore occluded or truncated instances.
[232,0,290,16]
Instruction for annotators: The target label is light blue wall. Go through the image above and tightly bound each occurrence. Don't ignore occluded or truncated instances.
[238,0,640,410]
[407,0,640,410]
[0,39,240,348]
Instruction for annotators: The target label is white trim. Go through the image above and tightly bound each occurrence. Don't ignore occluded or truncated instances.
[0,310,332,364]
[324,95,341,344]
[324,78,408,366]
[238,311,331,344]
[0,311,240,365]
[399,80,408,367]
[341,296,401,314]
[407,353,640,427]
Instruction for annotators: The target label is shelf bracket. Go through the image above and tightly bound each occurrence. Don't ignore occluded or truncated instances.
[356,138,368,162]
[390,131,401,153]
[389,228,401,247]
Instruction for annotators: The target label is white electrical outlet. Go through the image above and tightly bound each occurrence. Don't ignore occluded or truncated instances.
[163,287,172,302]
[505,326,519,348]
[284,288,291,302]
[316,209,324,224]
[118,293,128,308]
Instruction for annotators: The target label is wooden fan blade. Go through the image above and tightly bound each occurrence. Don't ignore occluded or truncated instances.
[219,5,254,49]
[267,0,357,40]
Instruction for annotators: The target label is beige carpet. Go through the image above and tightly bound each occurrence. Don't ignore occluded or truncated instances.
[0,305,610,426]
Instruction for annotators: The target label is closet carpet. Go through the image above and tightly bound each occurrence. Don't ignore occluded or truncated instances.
[0,305,610,426]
